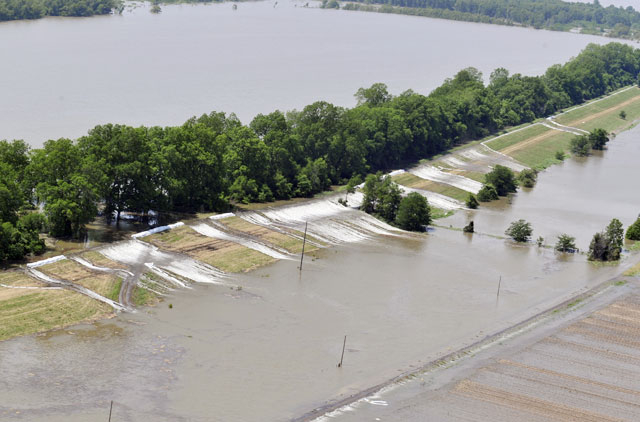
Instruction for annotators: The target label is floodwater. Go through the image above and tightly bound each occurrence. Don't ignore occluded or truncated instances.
[0,0,632,146]
[441,125,640,248]
[1,3,640,421]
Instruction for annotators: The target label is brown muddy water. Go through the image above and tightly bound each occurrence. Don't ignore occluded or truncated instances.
[0,228,627,421]
[442,125,640,248]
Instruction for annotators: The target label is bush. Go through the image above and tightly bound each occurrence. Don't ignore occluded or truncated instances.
[588,128,609,151]
[477,184,499,202]
[619,110,627,119]
[463,221,474,233]
[395,192,430,232]
[505,219,532,242]
[466,193,479,209]
[626,215,640,240]
[518,168,537,188]
[555,150,565,161]
[555,234,577,252]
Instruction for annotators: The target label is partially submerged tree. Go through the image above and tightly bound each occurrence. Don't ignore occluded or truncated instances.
[396,193,431,232]
[466,193,479,209]
[570,135,591,156]
[588,218,624,261]
[555,234,577,252]
[484,165,517,196]
[463,221,474,233]
[626,215,640,241]
[477,184,499,202]
[518,168,538,188]
[505,219,532,242]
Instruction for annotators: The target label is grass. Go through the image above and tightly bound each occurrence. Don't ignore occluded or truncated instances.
[555,87,640,127]
[106,278,122,301]
[81,250,125,269]
[0,287,111,342]
[624,262,640,277]
[431,208,455,220]
[393,173,470,202]
[143,224,277,273]
[131,286,157,306]
[219,216,324,253]
[508,130,574,169]
[39,259,122,298]
[486,124,551,151]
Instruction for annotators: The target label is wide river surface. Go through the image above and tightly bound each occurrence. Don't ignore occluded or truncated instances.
[0,3,639,422]
[0,0,634,147]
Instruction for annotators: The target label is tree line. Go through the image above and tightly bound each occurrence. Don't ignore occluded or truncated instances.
[0,0,122,21]
[1,42,640,261]
[341,0,640,40]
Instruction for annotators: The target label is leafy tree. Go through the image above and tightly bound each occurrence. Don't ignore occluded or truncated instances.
[466,193,479,209]
[619,110,627,120]
[355,83,392,107]
[588,128,609,150]
[361,174,402,223]
[484,165,517,196]
[505,219,532,242]
[345,174,362,201]
[517,168,537,188]
[626,215,640,241]
[396,192,431,231]
[588,218,625,261]
[555,234,577,252]
[477,184,499,202]
[570,135,591,156]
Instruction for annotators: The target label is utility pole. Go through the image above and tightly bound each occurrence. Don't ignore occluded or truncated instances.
[108,401,113,422]
[299,221,308,271]
[338,335,347,368]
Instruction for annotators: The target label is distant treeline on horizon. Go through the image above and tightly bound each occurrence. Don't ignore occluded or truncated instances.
[340,0,640,40]
[1,42,640,261]
[0,0,123,21]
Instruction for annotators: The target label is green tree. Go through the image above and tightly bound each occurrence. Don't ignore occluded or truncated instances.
[619,110,627,119]
[570,135,590,156]
[605,218,624,260]
[505,219,532,242]
[396,192,430,231]
[517,168,537,188]
[588,128,609,150]
[477,184,499,202]
[626,215,640,241]
[463,221,474,233]
[361,173,402,223]
[355,83,392,106]
[484,165,517,196]
[466,193,479,209]
[555,234,577,252]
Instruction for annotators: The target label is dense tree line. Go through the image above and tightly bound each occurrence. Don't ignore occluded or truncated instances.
[0,0,121,21]
[1,42,640,261]
[341,0,640,39]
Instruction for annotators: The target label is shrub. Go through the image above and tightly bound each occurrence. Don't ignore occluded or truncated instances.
[626,215,640,240]
[555,234,577,252]
[477,184,499,202]
[484,165,517,196]
[505,219,532,242]
[518,168,538,188]
[463,221,474,233]
[466,193,479,209]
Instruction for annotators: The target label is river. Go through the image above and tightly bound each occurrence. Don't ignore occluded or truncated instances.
[0,0,633,147]
[1,2,639,421]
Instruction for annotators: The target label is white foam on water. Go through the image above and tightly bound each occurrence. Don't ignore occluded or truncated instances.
[100,240,227,285]
[27,255,66,268]
[191,223,292,260]
[144,263,189,288]
[410,165,482,193]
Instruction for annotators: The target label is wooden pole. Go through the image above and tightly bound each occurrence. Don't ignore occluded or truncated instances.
[299,221,308,271]
[496,275,502,300]
[338,335,347,368]
[108,401,113,422]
